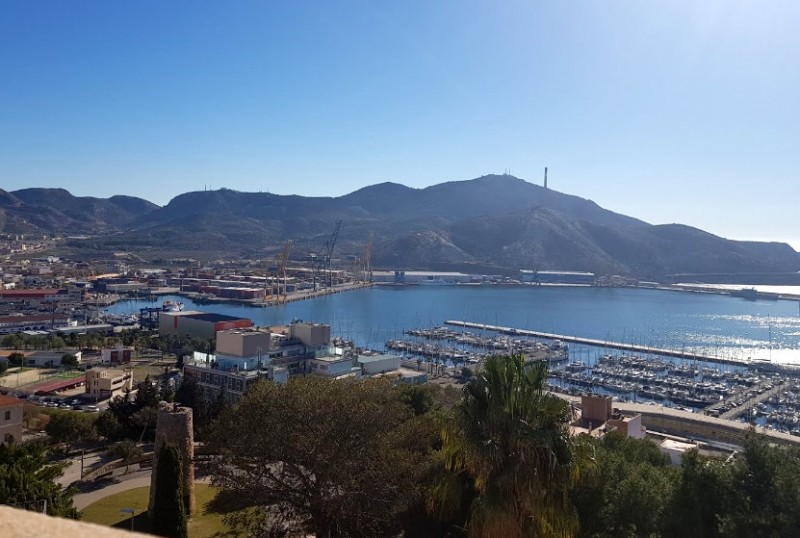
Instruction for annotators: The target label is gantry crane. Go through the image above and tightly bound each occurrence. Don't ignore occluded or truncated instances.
[362,233,374,284]
[311,220,341,290]
[277,240,292,303]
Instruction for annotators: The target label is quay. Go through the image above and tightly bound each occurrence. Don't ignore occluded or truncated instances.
[444,320,748,367]
[177,282,373,308]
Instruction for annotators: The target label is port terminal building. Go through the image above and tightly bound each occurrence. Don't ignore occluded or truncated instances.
[520,270,596,285]
[372,270,473,285]
[159,311,253,340]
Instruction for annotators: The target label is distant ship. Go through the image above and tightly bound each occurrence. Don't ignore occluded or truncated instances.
[730,288,778,301]
[162,300,185,312]
[102,312,139,325]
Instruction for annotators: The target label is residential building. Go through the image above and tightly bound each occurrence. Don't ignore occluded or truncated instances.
[572,394,644,439]
[0,394,24,444]
[85,367,134,400]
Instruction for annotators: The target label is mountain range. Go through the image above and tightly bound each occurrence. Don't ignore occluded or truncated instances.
[1,176,798,279]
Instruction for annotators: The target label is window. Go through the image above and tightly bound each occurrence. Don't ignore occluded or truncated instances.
[4,411,10,421]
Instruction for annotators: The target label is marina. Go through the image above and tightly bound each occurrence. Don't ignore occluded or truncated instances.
[386,325,568,365]
[444,320,750,366]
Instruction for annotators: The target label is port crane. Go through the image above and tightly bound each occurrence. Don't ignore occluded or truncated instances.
[263,240,293,303]
[311,220,341,290]
[277,240,292,303]
[362,233,374,284]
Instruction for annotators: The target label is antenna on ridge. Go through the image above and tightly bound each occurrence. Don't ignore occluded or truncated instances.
[544,167,548,189]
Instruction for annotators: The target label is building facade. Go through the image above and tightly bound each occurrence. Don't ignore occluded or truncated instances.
[520,270,596,285]
[26,350,82,368]
[183,322,333,401]
[0,394,23,444]
[0,314,70,334]
[85,367,134,400]
[159,311,253,340]
[100,344,134,365]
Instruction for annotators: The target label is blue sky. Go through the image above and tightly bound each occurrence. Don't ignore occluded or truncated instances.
[1,1,798,247]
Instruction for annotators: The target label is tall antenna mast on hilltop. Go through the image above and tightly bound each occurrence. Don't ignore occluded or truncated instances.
[544,167,548,189]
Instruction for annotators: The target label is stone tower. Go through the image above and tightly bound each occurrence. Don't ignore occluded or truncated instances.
[148,402,195,516]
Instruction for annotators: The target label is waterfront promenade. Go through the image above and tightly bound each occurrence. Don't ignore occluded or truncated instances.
[445,320,749,366]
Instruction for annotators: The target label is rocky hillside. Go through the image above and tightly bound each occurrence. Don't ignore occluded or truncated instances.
[0,188,159,234]
[4,177,799,279]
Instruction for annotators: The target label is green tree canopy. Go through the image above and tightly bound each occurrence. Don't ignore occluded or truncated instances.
[60,353,79,369]
[207,376,440,537]
[7,352,25,367]
[0,441,78,518]
[719,432,800,537]
[45,411,97,444]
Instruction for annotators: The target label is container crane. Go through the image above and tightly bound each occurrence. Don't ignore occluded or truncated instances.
[277,240,292,303]
[362,233,374,284]
[312,220,341,289]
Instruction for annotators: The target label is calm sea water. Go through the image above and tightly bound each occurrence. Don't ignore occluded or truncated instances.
[108,286,800,365]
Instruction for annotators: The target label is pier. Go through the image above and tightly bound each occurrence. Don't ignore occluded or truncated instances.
[444,320,749,367]
[716,380,787,421]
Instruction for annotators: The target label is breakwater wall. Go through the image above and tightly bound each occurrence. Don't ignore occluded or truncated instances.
[444,320,748,367]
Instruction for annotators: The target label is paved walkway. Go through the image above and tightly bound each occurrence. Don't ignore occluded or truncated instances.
[74,471,152,510]
[74,470,212,510]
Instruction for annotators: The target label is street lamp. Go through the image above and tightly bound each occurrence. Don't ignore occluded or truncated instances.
[120,507,135,531]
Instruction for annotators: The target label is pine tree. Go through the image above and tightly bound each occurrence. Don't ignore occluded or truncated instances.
[151,443,187,538]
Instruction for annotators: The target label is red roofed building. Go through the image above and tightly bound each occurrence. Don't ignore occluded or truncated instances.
[0,394,23,444]
[0,288,60,300]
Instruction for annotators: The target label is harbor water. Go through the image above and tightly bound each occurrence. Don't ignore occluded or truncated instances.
[108,285,800,365]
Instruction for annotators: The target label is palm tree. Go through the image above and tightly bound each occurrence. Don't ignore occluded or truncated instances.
[431,355,587,538]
